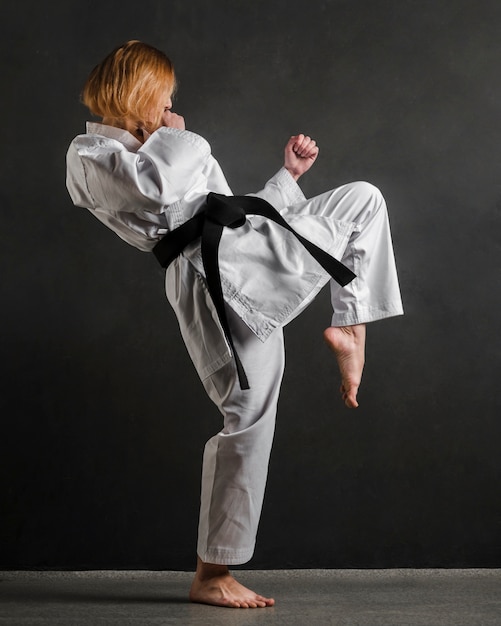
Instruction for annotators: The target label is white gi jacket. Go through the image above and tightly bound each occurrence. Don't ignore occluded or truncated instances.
[66,123,355,380]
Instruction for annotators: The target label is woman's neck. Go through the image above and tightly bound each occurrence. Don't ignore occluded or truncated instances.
[101,117,145,143]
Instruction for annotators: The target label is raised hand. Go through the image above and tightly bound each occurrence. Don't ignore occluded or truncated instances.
[161,110,185,130]
[284,134,319,180]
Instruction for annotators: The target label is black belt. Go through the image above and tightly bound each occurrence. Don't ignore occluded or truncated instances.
[153,193,356,390]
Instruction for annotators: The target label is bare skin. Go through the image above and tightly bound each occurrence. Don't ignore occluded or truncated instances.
[189,557,275,608]
[323,324,366,408]
[284,133,319,180]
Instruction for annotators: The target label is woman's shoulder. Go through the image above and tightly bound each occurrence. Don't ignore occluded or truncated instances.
[68,129,131,158]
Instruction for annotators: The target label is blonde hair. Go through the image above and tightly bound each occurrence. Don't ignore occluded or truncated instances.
[82,40,176,134]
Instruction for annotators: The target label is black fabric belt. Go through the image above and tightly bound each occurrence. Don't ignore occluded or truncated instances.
[153,192,356,390]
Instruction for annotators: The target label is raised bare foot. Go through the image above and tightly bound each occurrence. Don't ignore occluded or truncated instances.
[323,324,366,408]
[189,558,275,608]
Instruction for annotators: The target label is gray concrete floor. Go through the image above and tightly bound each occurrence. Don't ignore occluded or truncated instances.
[0,569,500,625]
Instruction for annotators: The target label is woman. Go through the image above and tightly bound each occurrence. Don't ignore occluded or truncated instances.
[66,40,403,608]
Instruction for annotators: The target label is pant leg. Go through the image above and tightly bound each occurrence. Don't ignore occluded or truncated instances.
[197,306,285,565]
[304,181,403,325]
[194,181,401,565]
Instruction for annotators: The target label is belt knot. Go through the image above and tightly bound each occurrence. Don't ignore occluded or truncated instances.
[206,192,246,228]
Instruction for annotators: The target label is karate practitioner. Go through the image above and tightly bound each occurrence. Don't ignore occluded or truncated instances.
[66,40,403,608]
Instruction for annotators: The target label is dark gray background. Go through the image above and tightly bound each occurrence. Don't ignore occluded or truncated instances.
[1,0,500,570]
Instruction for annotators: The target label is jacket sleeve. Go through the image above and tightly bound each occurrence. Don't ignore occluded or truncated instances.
[67,127,212,215]
[247,167,306,210]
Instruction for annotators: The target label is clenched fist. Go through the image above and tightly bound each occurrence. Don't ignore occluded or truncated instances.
[284,134,319,181]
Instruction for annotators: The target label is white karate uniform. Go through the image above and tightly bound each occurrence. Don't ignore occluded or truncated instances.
[66,123,403,565]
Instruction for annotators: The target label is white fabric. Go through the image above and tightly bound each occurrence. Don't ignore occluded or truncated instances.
[198,307,285,565]
[66,123,404,566]
[66,123,369,380]
[195,182,403,565]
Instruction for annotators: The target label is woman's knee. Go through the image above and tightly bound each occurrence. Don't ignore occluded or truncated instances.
[345,180,384,205]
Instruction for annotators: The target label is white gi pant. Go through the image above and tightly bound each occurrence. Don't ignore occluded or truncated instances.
[196,181,403,565]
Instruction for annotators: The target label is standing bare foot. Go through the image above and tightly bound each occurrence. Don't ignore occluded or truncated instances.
[323,324,366,408]
[189,557,275,608]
